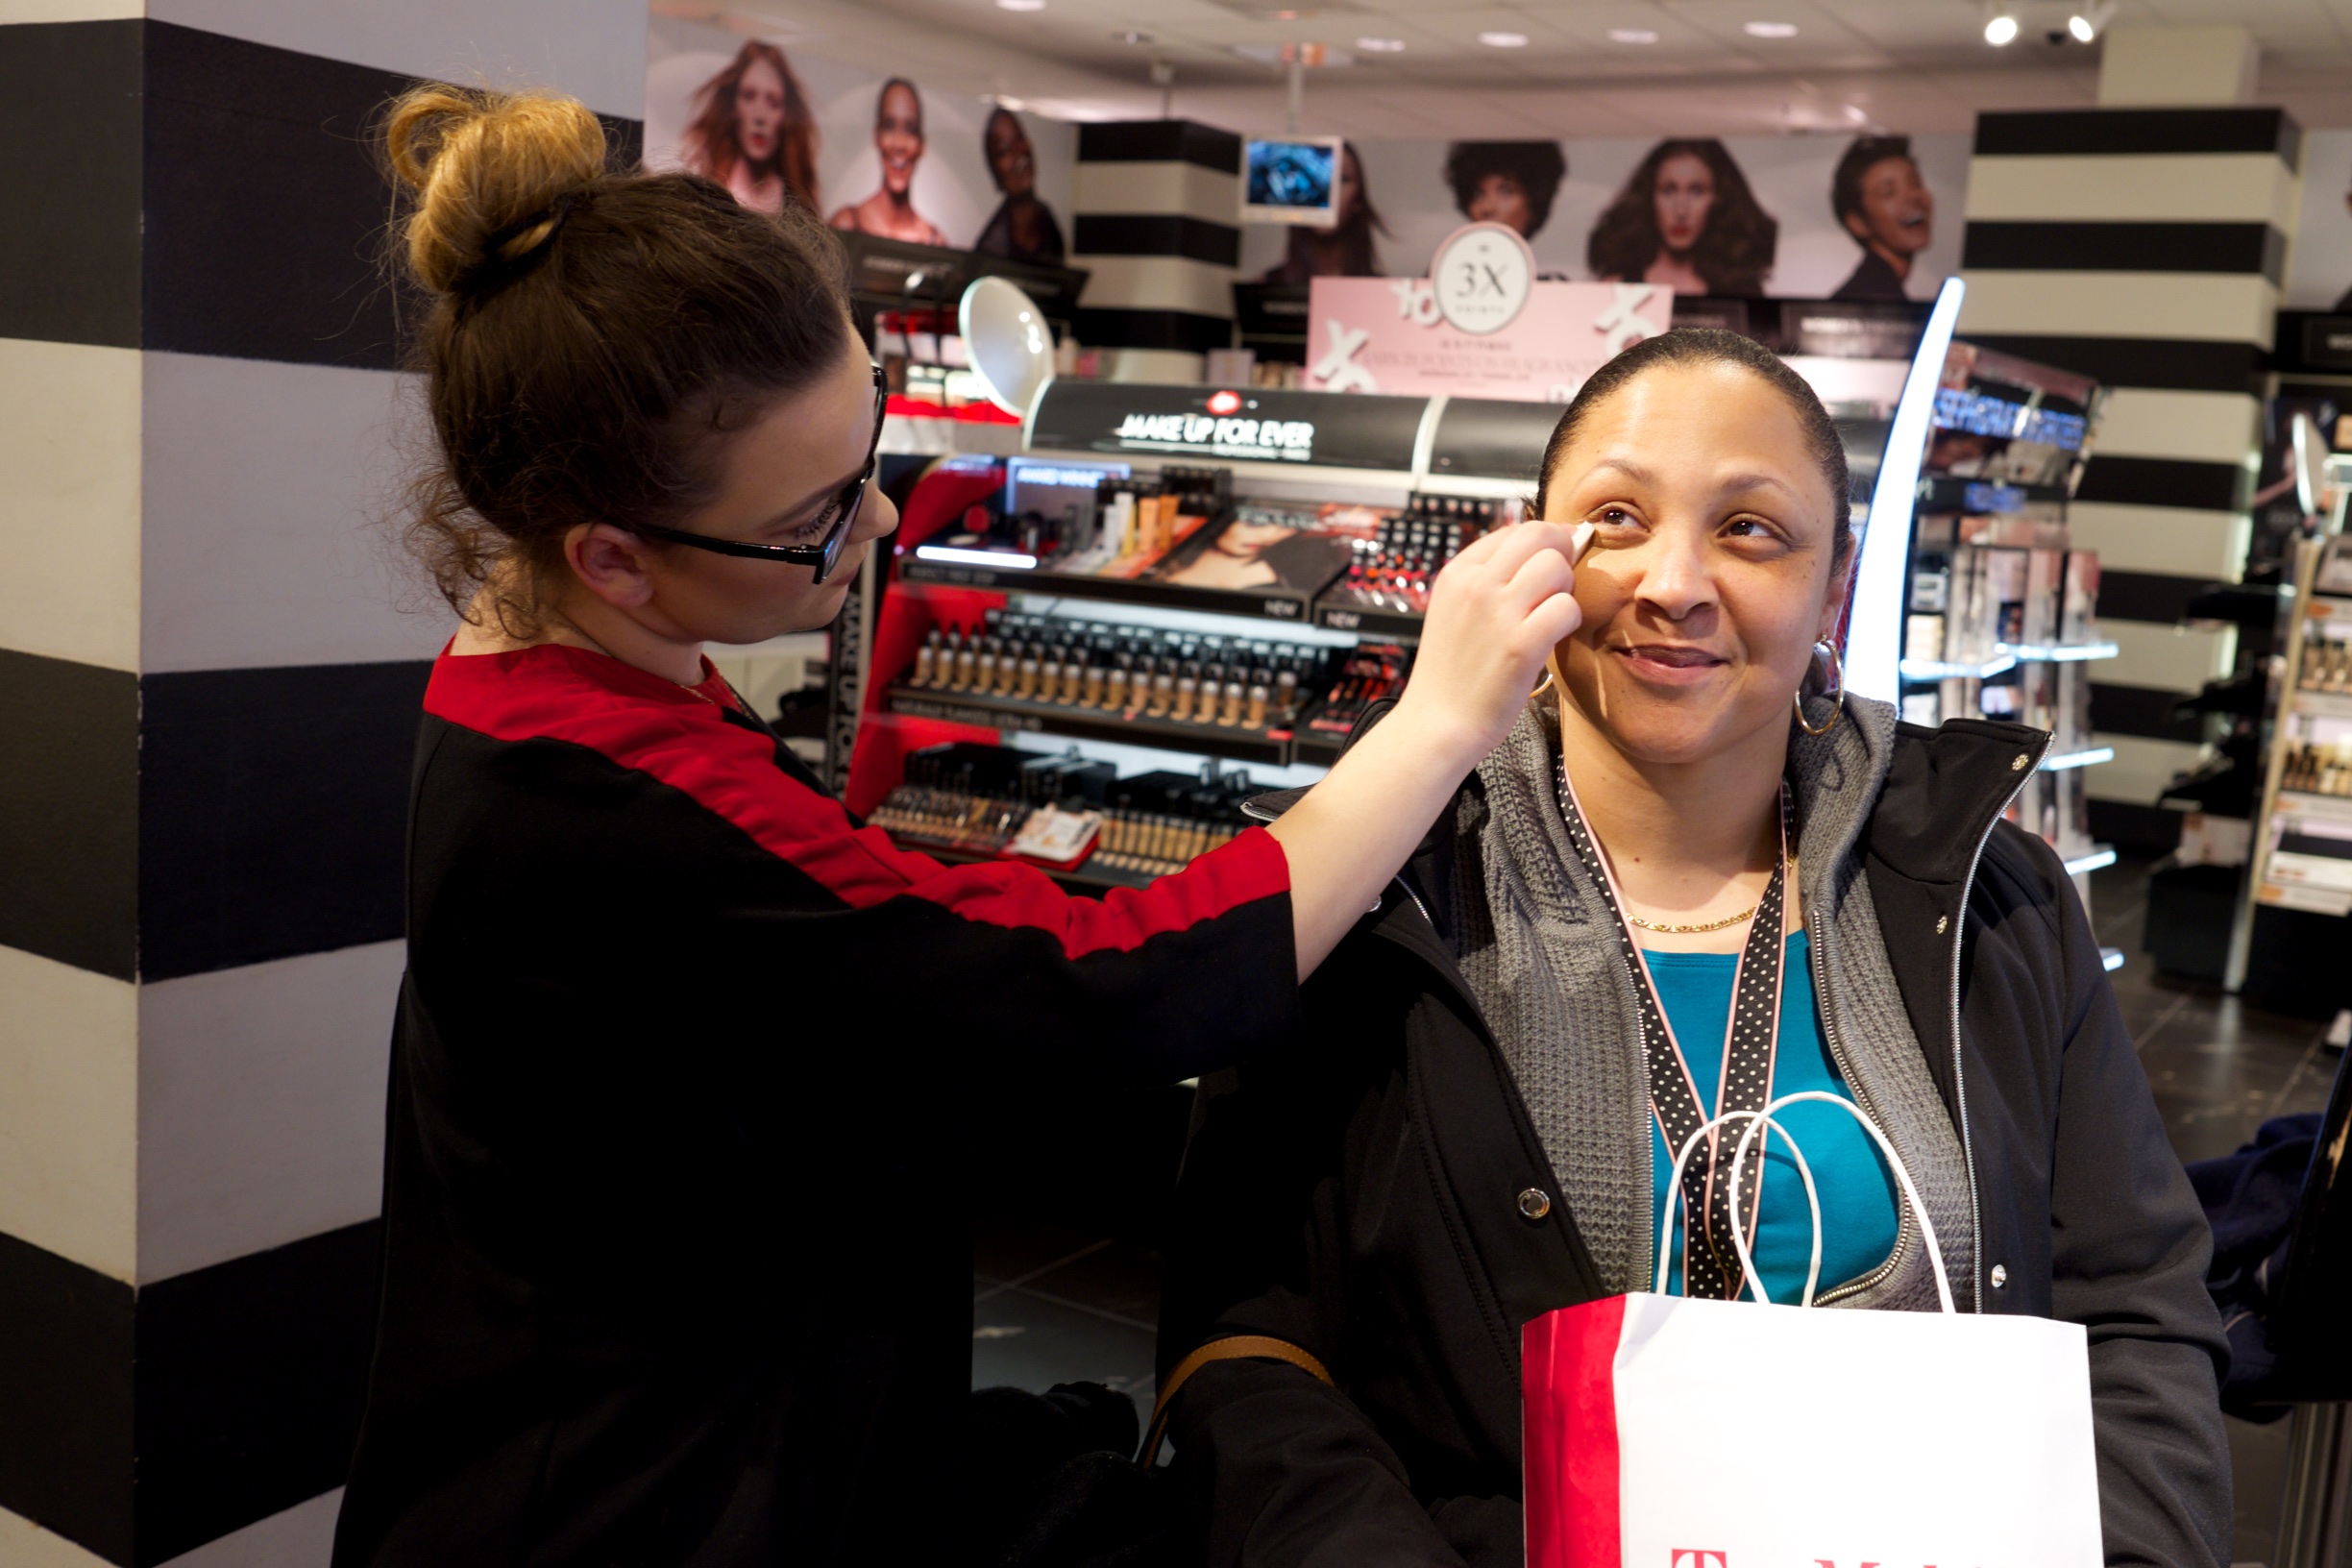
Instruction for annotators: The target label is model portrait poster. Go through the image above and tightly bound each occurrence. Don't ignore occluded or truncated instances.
[644,13,1075,260]
[1240,132,1968,302]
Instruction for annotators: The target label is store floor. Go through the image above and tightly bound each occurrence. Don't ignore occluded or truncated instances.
[972,854,2345,1563]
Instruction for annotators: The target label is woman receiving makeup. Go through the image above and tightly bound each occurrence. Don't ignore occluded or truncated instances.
[1157,329,2230,1568]
[331,86,1583,1568]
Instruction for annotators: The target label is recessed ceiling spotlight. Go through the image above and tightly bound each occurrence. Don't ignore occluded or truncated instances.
[1479,30,1529,47]
[1844,103,1867,122]
[1743,20,1798,37]
[995,0,1044,10]
[1356,36,1406,52]
[2067,2,2117,42]
[1983,10,2019,44]
[1115,29,1152,44]
[1609,27,1660,43]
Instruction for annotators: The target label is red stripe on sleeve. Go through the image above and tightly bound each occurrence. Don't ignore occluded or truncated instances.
[425,644,1291,955]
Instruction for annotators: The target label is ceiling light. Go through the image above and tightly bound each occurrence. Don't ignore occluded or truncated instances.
[995,0,1044,10]
[1356,36,1405,52]
[1844,103,1867,122]
[1609,27,1659,43]
[1743,20,1798,37]
[1984,11,2019,43]
[1479,31,1529,47]
[2066,1,2117,40]
[1115,29,1151,43]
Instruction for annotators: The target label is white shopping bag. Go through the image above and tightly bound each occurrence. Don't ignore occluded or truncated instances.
[1524,1091,2101,1568]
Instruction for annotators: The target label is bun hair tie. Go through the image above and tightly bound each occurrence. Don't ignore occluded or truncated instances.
[475,189,581,282]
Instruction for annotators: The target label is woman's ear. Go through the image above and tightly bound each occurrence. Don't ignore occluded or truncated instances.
[1817,546,1855,644]
[565,522,660,610]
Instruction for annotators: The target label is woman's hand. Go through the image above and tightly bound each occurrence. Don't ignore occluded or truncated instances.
[1386,520,1589,773]
[1267,519,1587,980]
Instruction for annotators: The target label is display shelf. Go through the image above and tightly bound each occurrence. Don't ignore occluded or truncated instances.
[2063,845,2119,875]
[2041,746,2115,772]
[1311,600,1425,638]
[1899,652,2018,682]
[1913,475,2074,516]
[883,683,1295,766]
[898,552,1319,626]
[2274,788,2352,822]
[1998,640,2119,663]
[2290,689,2352,721]
[2230,516,2352,985]
[1290,732,1349,768]
[897,837,1157,895]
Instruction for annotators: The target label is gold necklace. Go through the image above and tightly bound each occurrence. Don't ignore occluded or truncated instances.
[1622,852,1796,933]
[1624,904,1760,934]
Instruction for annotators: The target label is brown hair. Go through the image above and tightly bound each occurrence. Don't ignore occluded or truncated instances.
[1586,139,1777,298]
[1535,329,1853,577]
[683,39,821,213]
[383,86,854,636]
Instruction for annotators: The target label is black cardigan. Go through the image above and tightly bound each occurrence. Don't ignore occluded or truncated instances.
[1159,718,2231,1568]
[331,644,1298,1568]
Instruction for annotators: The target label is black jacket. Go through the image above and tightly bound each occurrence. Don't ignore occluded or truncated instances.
[332,644,1298,1568]
[1158,717,2231,1568]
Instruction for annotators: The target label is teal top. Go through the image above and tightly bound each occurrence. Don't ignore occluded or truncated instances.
[1644,931,1900,1303]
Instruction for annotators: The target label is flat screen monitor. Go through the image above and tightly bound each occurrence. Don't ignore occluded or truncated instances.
[1243,137,1341,227]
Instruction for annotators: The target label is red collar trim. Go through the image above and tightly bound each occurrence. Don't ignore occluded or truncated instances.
[425,642,735,737]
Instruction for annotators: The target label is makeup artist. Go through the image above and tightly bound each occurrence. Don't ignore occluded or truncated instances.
[331,87,1583,1568]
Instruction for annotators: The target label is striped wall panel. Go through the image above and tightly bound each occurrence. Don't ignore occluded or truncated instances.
[1071,120,1241,380]
[1957,107,2295,838]
[0,9,646,1563]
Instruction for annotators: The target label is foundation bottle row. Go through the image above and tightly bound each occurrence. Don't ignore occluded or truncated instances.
[2281,741,2352,798]
[905,610,1333,732]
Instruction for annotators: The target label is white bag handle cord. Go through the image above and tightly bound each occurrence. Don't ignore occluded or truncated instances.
[1656,1093,1956,1315]
[1657,1111,1823,1305]
[1732,1090,1955,1314]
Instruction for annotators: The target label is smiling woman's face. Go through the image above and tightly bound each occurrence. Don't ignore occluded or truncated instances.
[877,84,923,195]
[1540,360,1846,766]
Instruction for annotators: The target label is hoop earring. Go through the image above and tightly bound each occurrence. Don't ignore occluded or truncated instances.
[1532,652,1561,699]
[1794,640,1843,737]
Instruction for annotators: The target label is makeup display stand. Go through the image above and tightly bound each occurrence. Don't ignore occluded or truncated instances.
[2232,468,2352,1017]
[843,376,1922,896]
[1884,340,2123,968]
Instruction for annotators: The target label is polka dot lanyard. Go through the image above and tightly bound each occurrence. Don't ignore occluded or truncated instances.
[1555,752,1792,1301]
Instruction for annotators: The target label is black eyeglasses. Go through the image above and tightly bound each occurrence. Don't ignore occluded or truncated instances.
[624,363,888,585]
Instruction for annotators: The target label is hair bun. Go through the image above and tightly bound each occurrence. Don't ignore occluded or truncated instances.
[386,86,606,294]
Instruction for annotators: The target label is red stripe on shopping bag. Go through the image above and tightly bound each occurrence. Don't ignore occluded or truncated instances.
[1523,1295,1626,1568]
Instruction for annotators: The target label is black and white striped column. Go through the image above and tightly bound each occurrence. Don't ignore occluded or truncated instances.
[1071,120,1241,383]
[1957,108,2296,846]
[0,9,644,1565]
